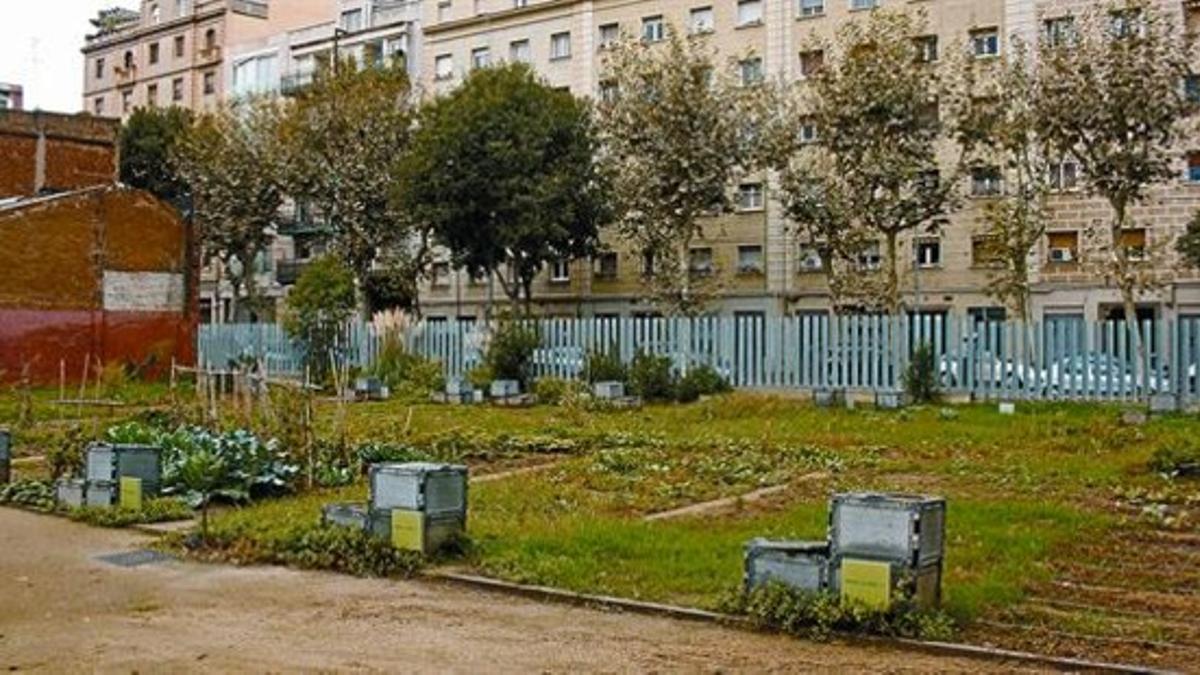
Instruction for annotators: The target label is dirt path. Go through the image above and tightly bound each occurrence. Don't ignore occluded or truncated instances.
[0,508,1039,673]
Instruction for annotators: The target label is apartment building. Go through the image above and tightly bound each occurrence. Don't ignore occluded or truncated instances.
[0,84,23,111]
[81,0,337,118]
[415,0,1200,328]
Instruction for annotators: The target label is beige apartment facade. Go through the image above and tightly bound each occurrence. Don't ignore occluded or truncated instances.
[416,0,1200,326]
[81,0,337,118]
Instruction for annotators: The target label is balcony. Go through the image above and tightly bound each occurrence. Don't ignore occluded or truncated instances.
[114,64,138,83]
[198,45,222,62]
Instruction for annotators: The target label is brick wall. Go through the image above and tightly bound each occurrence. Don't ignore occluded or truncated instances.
[0,111,119,199]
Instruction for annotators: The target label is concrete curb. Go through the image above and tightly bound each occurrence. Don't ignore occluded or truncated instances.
[426,570,1173,675]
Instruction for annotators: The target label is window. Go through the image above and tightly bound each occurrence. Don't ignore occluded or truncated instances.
[914,35,938,63]
[1187,75,1200,105]
[798,117,818,144]
[798,49,823,78]
[149,43,160,65]
[203,70,216,95]
[121,89,132,113]
[736,0,762,27]
[1109,8,1144,39]
[1048,160,1079,191]
[176,0,190,15]
[857,242,881,271]
[1189,152,1200,183]
[737,245,764,274]
[971,236,1002,268]
[916,239,941,268]
[341,9,364,32]
[550,260,571,282]
[918,169,940,190]
[431,262,451,287]
[93,96,104,115]
[1043,17,1076,48]
[172,77,184,101]
[471,47,490,69]
[971,28,1000,58]
[123,51,135,70]
[849,0,877,10]
[598,79,618,102]
[796,244,824,272]
[798,0,824,18]
[642,15,665,42]
[598,23,619,48]
[437,1,451,21]
[95,58,105,80]
[435,54,454,80]
[232,54,278,96]
[174,35,185,58]
[550,32,571,60]
[204,28,217,51]
[642,250,656,277]
[690,7,714,34]
[509,39,530,63]
[150,4,160,24]
[1188,5,1200,37]
[971,166,1002,196]
[1121,228,1147,261]
[595,252,618,279]
[1047,231,1079,264]
[147,83,158,106]
[739,57,763,87]
[737,182,764,210]
[688,247,714,276]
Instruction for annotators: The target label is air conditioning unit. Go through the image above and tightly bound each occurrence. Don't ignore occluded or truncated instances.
[1049,247,1074,263]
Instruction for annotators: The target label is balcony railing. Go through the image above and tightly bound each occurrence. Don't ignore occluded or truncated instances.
[230,0,268,19]
[275,260,311,285]
[280,71,316,96]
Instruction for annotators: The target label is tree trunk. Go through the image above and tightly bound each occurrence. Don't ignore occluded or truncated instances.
[1112,201,1147,393]
[677,237,691,315]
[884,230,900,316]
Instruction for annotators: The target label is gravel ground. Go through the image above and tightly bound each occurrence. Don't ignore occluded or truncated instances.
[0,507,1040,673]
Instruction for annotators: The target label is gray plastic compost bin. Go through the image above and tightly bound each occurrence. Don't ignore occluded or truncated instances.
[829,492,945,567]
[56,478,87,508]
[366,508,465,555]
[744,539,830,593]
[86,443,163,497]
[368,462,469,517]
[829,554,944,609]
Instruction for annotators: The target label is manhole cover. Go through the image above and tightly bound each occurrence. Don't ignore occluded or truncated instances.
[95,549,175,568]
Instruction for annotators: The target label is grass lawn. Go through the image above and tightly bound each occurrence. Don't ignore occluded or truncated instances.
[5,385,1196,663]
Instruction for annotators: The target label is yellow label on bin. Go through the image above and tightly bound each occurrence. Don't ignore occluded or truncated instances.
[119,477,143,511]
[840,558,892,610]
[390,509,424,552]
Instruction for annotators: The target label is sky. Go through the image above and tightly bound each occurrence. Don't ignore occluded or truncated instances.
[1,1,137,113]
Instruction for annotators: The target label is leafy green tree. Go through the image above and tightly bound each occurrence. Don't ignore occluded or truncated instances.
[283,256,358,381]
[399,63,607,315]
[173,98,285,321]
[767,10,957,314]
[281,60,420,313]
[119,106,192,213]
[1032,0,1196,370]
[1177,211,1200,269]
[598,30,760,315]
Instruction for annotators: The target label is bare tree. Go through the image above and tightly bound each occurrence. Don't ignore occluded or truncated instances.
[769,10,959,314]
[597,28,763,315]
[1032,0,1197,370]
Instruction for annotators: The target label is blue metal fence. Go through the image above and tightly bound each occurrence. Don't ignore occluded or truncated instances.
[198,314,1200,404]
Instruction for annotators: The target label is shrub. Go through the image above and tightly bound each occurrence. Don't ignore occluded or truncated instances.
[370,331,445,397]
[676,364,731,403]
[722,582,955,642]
[584,348,627,384]
[177,523,425,578]
[46,424,87,481]
[68,498,193,528]
[533,377,576,405]
[903,342,940,404]
[628,351,676,402]
[1150,441,1200,478]
[485,321,540,385]
[466,363,493,391]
